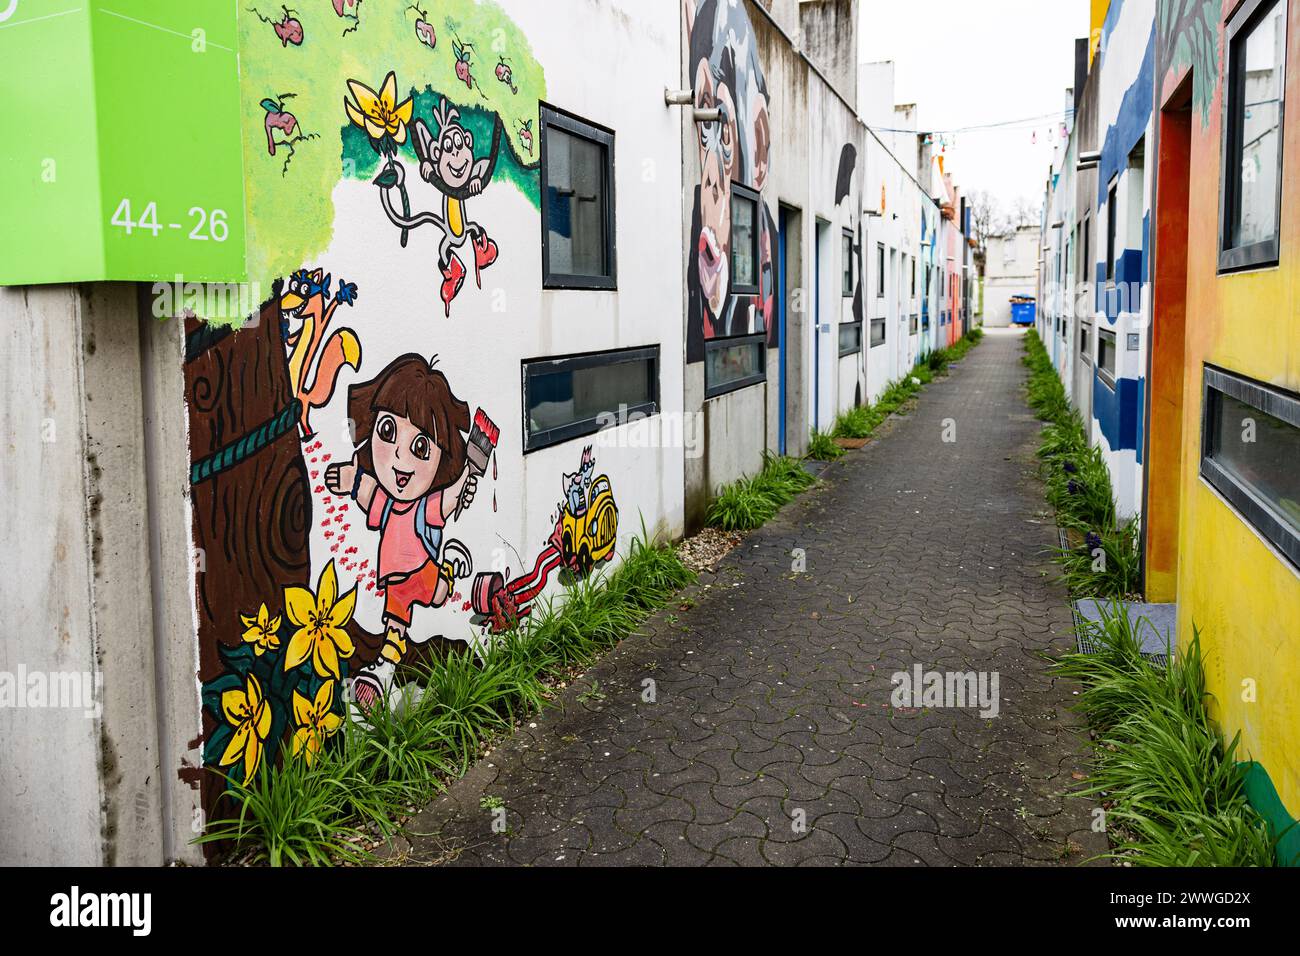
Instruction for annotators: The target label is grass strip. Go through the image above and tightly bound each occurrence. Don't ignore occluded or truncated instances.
[1022,329,1140,597]
[810,328,985,458]
[200,524,695,865]
[706,451,818,531]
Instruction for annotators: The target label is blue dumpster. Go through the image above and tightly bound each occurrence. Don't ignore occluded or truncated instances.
[1010,296,1036,326]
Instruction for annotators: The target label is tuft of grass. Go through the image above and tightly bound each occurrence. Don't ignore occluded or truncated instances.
[707,452,817,529]
[1055,605,1278,866]
[196,728,408,867]
[201,522,695,865]
[806,428,846,461]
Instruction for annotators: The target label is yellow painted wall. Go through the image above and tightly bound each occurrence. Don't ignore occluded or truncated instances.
[1091,0,1111,62]
[1172,1,1300,818]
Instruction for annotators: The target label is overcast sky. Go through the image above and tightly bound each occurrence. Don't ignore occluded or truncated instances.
[858,0,1090,217]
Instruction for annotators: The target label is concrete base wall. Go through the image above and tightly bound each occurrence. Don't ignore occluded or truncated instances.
[0,285,200,865]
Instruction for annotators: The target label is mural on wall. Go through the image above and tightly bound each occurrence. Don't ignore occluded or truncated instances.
[354,84,504,315]
[278,267,361,439]
[684,0,775,363]
[182,2,632,833]
[321,353,487,708]
[468,446,620,635]
[835,142,865,404]
[1157,0,1220,126]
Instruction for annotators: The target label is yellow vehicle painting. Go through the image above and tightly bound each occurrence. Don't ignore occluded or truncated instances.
[558,474,618,573]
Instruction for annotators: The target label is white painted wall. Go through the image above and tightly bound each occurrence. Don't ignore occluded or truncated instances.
[984,226,1040,327]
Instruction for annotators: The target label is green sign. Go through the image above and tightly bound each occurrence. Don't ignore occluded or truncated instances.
[0,1,246,285]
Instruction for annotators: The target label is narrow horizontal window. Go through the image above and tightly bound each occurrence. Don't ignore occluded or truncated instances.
[870,317,886,348]
[838,322,862,356]
[705,334,766,398]
[731,183,760,295]
[1098,327,1117,384]
[523,346,657,451]
[1201,367,1300,568]
[540,105,615,289]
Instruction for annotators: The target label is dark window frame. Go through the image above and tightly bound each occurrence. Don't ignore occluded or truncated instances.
[1097,327,1117,387]
[539,104,617,290]
[838,321,862,356]
[1218,0,1287,273]
[729,181,761,296]
[1080,320,1093,364]
[841,228,855,296]
[869,316,887,348]
[876,242,886,297]
[704,332,767,399]
[1080,212,1092,289]
[1200,365,1300,568]
[522,344,658,451]
[1105,180,1119,283]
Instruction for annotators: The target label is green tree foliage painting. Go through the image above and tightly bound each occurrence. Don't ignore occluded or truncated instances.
[240,1,545,296]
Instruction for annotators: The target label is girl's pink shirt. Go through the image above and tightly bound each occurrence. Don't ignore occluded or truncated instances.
[367,487,444,580]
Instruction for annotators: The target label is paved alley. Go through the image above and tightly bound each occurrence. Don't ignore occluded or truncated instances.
[400,329,1107,866]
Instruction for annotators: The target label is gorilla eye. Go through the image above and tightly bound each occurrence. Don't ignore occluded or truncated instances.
[411,434,431,461]
[376,415,397,444]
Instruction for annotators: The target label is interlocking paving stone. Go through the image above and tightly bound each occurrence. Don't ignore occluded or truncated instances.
[400,331,1108,866]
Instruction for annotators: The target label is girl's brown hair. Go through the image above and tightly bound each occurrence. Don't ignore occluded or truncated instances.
[346,353,469,492]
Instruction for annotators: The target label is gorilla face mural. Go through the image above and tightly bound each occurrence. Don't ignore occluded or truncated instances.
[685,0,774,364]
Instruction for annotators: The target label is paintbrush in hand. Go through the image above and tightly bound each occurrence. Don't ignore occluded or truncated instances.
[455,408,499,520]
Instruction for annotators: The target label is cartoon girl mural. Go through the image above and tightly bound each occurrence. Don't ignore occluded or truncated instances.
[684,0,776,363]
[324,354,478,703]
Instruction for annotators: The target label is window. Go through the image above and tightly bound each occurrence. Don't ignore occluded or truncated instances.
[1080,321,1093,364]
[731,183,760,294]
[1201,367,1300,567]
[870,316,886,347]
[909,313,919,334]
[911,258,917,296]
[1127,140,1145,277]
[1221,0,1287,271]
[841,230,854,296]
[540,106,615,289]
[704,334,765,398]
[1079,213,1092,294]
[523,346,658,450]
[838,321,862,356]
[1098,327,1117,385]
[876,243,886,296]
[1105,181,1118,282]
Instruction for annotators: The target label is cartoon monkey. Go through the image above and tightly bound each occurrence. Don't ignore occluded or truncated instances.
[375,98,501,316]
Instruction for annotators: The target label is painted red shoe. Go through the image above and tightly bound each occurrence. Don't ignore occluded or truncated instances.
[440,254,466,316]
[472,234,498,288]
